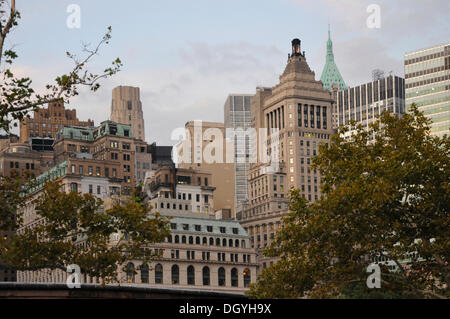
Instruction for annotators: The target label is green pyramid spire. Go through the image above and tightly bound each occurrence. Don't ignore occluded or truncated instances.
[320,25,347,92]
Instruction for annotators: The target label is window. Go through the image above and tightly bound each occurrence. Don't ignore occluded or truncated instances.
[125,262,135,283]
[140,264,149,283]
[202,267,210,286]
[220,227,226,233]
[187,266,195,285]
[171,265,179,284]
[155,264,163,284]
[88,166,93,175]
[182,224,189,231]
[97,185,101,195]
[195,225,201,231]
[71,165,75,173]
[89,184,93,194]
[207,226,213,232]
[231,268,238,287]
[243,268,251,287]
[70,183,78,192]
[218,267,226,286]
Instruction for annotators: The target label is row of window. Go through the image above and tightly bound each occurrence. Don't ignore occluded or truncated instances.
[170,223,239,234]
[9,161,36,170]
[126,263,251,287]
[167,235,246,248]
[169,250,251,263]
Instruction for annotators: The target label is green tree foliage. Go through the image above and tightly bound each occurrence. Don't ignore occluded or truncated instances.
[0,0,122,132]
[248,106,449,299]
[1,180,170,283]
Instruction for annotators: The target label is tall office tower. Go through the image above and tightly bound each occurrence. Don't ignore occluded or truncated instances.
[177,121,236,217]
[404,44,450,137]
[110,86,146,141]
[334,75,405,138]
[223,94,253,212]
[237,39,335,269]
[320,26,347,92]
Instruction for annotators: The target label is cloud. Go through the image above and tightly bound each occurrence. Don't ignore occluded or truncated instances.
[66,41,285,145]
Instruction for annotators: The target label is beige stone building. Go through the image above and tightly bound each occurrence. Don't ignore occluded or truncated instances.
[0,142,43,177]
[237,38,336,269]
[177,121,236,217]
[110,86,145,141]
[17,162,257,294]
[19,100,94,143]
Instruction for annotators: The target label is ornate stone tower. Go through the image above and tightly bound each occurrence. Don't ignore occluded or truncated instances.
[110,86,145,141]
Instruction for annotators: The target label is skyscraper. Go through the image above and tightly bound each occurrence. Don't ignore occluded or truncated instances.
[110,86,146,141]
[320,26,347,92]
[237,38,335,268]
[334,75,405,138]
[404,43,450,137]
[224,94,253,212]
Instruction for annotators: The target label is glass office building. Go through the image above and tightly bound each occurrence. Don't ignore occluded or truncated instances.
[224,94,252,211]
[404,43,450,137]
[335,75,405,138]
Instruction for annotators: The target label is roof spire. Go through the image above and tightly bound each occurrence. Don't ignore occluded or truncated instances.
[320,25,347,92]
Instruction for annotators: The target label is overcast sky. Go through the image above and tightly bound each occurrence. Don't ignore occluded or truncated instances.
[7,0,449,145]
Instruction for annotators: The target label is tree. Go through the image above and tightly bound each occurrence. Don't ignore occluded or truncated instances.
[0,0,122,132]
[1,180,170,283]
[248,106,449,299]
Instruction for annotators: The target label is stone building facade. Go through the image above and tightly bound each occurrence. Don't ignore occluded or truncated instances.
[53,120,136,195]
[177,121,236,216]
[237,38,335,268]
[19,101,94,143]
[110,86,146,141]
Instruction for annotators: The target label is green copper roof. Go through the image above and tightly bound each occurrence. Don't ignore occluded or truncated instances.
[56,120,133,141]
[320,26,347,92]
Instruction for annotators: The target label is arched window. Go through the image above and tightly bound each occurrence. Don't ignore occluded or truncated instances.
[126,262,135,283]
[229,239,233,247]
[189,236,194,244]
[196,236,200,245]
[202,237,207,245]
[174,235,179,243]
[235,239,239,248]
[218,267,225,286]
[231,268,238,287]
[140,264,149,284]
[243,268,251,287]
[182,235,186,244]
[209,238,214,245]
[202,266,210,285]
[167,235,172,243]
[241,240,245,248]
[187,265,195,285]
[222,238,227,247]
[216,238,220,246]
[171,265,179,284]
[155,264,163,284]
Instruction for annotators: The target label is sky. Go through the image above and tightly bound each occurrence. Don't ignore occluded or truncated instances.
[6,0,450,145]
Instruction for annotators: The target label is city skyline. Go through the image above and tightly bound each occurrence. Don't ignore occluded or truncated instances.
[8,0,449,145]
